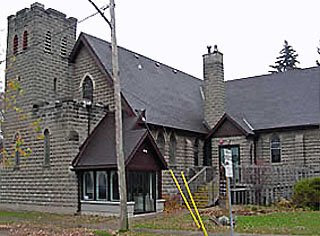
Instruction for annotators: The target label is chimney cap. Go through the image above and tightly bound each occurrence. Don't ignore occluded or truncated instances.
[207,45,212,54]
[213,45,218,53]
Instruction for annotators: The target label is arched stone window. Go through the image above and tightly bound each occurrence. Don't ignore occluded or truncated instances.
[194,138,199,166]
[13,35,18,55]
[44,129,50,166]
[44,31,52,53]
[169,133,176,165]
[270,135,281,163]
[156,132,165,155]
[22,31,28,50]
[82,76,94,102]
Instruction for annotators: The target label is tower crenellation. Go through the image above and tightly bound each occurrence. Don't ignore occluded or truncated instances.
[6,2,77,106]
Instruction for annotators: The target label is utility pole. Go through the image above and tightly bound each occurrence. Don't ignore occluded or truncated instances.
[87,0,128,231]
[109,0,128,231]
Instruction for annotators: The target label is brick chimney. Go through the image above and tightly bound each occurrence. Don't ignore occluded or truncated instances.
[203,45,225,128]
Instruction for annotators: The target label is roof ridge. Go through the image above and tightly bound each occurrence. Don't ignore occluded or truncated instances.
[227,66,320,84]
[81,32,202,83]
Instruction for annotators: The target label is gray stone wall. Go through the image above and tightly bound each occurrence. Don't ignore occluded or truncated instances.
[1,3,110,213]
[210,128,320,168]
[0,100,106,213]
[72,46,115,110]
[256,129,320,166]
[152,128,205,195]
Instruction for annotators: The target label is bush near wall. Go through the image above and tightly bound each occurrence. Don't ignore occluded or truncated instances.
[292,177,320,210]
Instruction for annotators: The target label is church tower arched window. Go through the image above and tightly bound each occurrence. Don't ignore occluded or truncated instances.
[82,76,94,103]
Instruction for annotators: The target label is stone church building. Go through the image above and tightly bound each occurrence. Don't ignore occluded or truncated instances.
[1,3,319,216]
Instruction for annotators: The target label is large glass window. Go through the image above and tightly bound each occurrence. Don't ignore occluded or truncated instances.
[83,172,94,200]
[96,171,108,201]
[110,171,119,201]
[270,135,281,163]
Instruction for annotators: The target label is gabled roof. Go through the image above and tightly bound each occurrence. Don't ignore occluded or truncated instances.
[226,67,320,131]
[70,33,320,134]
[72,113,167,170]
[70,33,207,134]
[206,113,254,139]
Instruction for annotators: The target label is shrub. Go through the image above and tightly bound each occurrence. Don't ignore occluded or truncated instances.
[292,177,320,210]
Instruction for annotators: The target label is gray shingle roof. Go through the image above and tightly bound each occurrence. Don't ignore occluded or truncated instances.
[81,33,207,133]
[226,67,320,131]
[74,33,320,133]
[72,113,147,168]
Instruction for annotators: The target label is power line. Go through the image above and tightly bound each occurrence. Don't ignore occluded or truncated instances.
[0,5,108,65]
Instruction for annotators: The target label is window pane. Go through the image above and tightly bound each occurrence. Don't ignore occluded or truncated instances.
[271,135,281,163]
[83,172,93,200]
[272,149,281,163]
[96,171,107,201]
[83,77,93,102]
[111,171,119,201]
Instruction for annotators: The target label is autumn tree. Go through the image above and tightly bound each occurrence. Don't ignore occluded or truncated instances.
[269,40,300,73]
[0,47,41,167]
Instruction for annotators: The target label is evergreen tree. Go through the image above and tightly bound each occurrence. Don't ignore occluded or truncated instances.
[316,41,320,66]
[269,40,300,73]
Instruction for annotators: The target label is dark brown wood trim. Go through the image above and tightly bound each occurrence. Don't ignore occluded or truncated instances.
[206,113,251,139]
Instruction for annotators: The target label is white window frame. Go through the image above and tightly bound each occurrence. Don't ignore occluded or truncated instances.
[96,171,108,201]
[83,171,94,200]
[270,135,281,163]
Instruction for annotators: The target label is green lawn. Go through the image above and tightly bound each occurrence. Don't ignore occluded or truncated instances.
[132,210,320,235]
[0,208,318,235]
[236,211,320,235]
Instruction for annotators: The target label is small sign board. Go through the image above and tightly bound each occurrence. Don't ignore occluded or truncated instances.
[224,149,233,178]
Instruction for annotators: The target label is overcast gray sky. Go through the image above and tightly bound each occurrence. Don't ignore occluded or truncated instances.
[1,0,320,84]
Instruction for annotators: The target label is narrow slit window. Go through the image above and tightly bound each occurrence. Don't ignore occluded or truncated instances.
[22,31,28,50]
[194,138,199,166]
[156,132,165,155]
[53,78,57,93]
[13,35,18,55]
[169,133,176,165]
[14,133,20,169]
[44,129,50,166]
